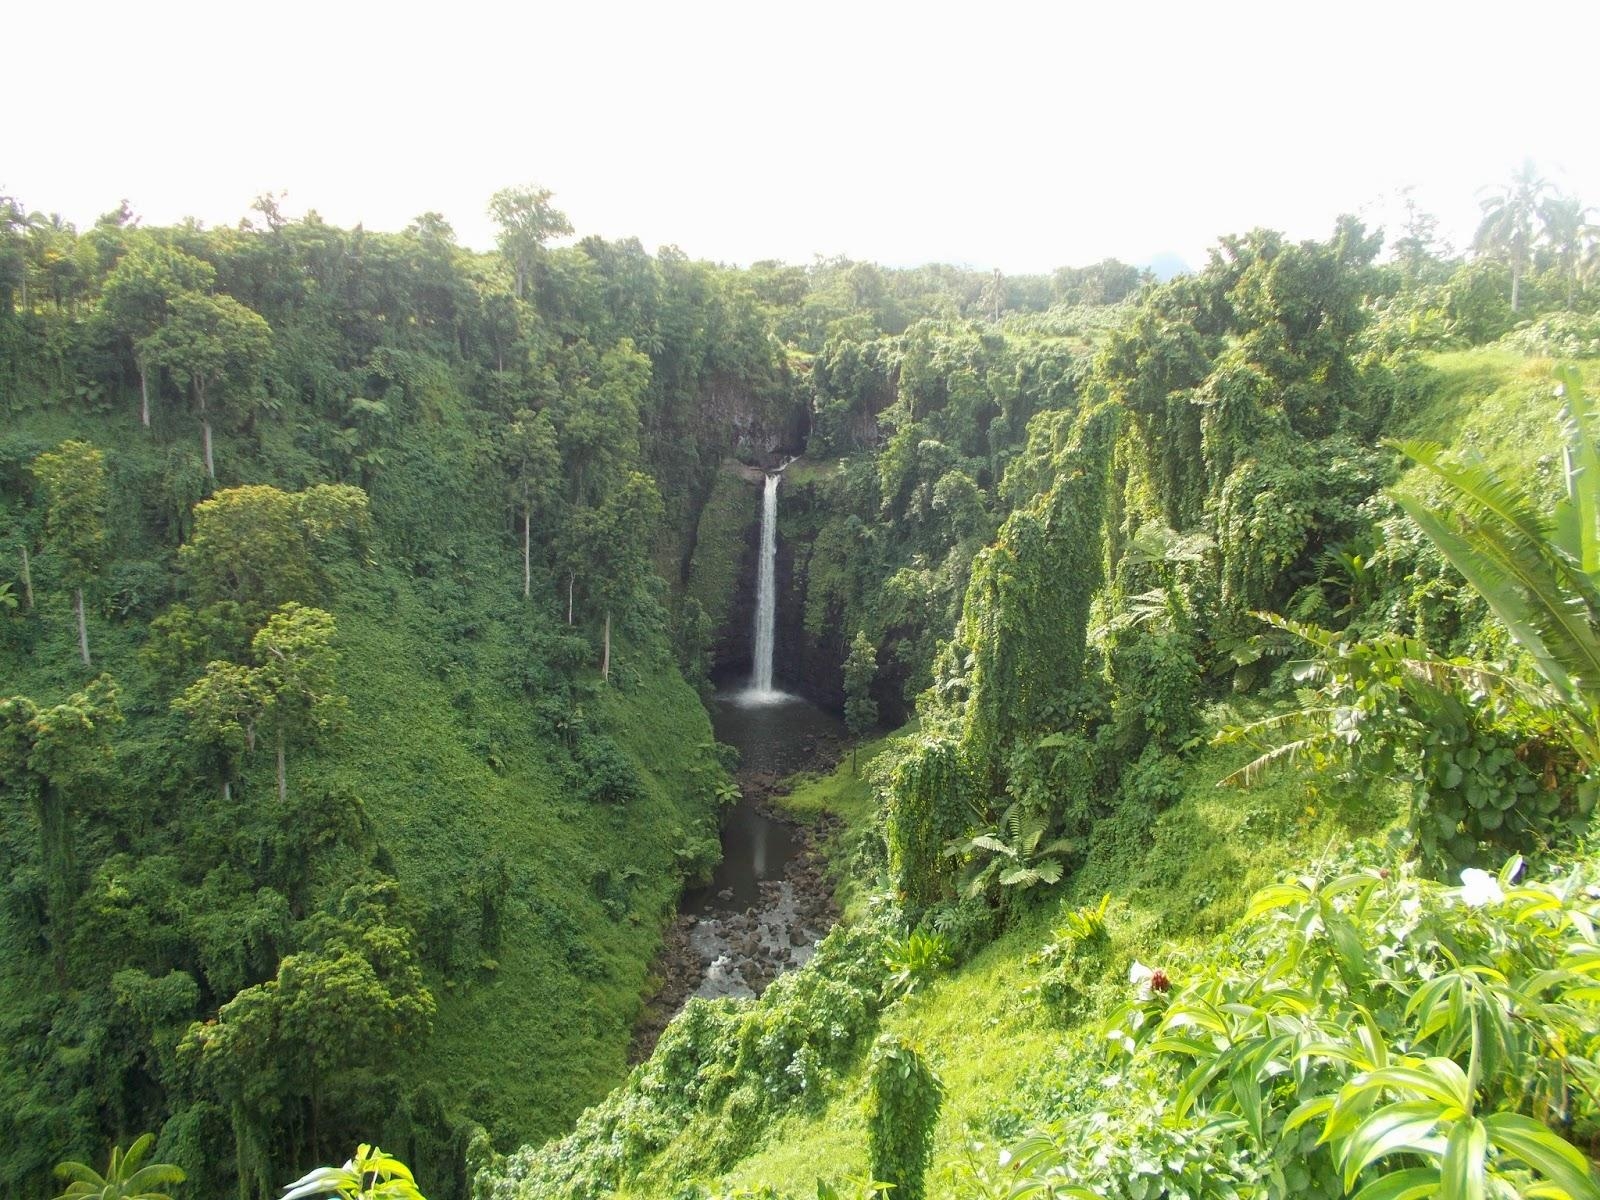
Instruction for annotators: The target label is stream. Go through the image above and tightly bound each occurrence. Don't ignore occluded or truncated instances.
[631,687,844,1058]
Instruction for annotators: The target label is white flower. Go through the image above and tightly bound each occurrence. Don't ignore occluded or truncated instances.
[1459,868,1505,908]
[1129,960,1153,985]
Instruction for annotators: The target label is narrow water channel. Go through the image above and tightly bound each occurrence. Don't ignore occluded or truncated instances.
[673,688,844,1001]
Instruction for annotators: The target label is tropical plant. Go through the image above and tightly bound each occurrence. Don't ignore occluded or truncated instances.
[1215,612,1588,866]
[980,856,1600,1200]
[882,928,953,998]
[865,1035,943,1200]
[1218,370,1600,867]
[282,1145,426,1200]
[1386,366,1600,766]
[52,1133,185,1200]
[1055,893,1111,944]
[943,798,1075,899]
[844,630,879,774]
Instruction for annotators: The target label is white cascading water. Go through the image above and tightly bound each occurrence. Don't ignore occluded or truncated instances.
[747,472,780,698]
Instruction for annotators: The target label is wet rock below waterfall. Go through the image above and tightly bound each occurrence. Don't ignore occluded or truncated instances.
[688,879,821,1000]
[629,812,838,1061]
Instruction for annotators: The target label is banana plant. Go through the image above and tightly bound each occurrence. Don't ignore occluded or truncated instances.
[52,1134,184,1200]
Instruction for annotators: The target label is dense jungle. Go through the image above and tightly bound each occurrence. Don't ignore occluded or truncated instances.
[2,168,1599,1200]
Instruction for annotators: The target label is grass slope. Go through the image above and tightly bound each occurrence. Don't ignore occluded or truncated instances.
[317,578,724,1150]
[715,723,1399,1197]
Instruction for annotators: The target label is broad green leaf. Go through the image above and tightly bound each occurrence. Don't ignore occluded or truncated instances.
[1285,1093,1335,1135]
[1349,1166,1442,1200]
[1484,1112,1600,1200]
[1341,1101,1447,1190]
[1441,1118,1486,1200]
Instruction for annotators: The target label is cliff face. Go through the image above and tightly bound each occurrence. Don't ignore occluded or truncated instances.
[774,473,844,711]
[701,380,811,467]
[684,462,835,705]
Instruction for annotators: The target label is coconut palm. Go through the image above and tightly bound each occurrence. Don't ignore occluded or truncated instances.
[1538,194,1596,310]
[1475,159,1556,313]
[52,1134,185,1200]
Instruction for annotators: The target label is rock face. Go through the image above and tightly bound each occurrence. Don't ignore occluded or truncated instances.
[688,462,822,697]
[685,460,909,722]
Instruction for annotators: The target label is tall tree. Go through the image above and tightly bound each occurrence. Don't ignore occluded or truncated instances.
[174,603,342,803]
[1391,186,1449,284]
[488,184,572,301]
[33,441,107,667]
[0,676,120,979]
[576,471,662,681]
[252,603,342,803]
[142,290,272,477]
[172,656,263,800]
[99,243,216,427]
[501,408,560,599]
[1474,159,1555,313]
[0,193,26,315]
[1538,194,1594,310]
[843,630,879,773]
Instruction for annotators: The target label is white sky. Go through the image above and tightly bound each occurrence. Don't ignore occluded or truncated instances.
[6,0,1598,275]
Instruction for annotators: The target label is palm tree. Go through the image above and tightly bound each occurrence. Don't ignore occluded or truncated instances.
[1474,159,1555,313]
[52,1134,185,1200]
[1538,195,1595,310]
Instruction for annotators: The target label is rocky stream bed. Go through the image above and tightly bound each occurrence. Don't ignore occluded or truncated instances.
[630,720,845,1061]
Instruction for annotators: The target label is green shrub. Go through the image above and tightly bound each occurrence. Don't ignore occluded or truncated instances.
[864,1035,942,1200]
[883,735,969,909]
[881,929,953,999]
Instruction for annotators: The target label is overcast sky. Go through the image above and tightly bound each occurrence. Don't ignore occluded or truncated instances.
[7,0,1598,274]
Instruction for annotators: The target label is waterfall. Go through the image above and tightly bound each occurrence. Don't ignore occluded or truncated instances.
[748,472,780,697]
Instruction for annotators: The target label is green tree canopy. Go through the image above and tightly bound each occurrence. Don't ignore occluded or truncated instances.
[179,483,369,620]
[141,290,272,477]
[99,241,216,426]
[488,184,572,301]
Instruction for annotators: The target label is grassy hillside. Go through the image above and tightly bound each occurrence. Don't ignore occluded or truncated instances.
[721,721,1399,1196]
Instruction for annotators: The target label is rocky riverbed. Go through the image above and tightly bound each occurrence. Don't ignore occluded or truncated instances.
[630,793,841,1061]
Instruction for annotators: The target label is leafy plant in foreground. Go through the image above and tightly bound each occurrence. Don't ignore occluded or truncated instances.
[882,928,953,999]
[52,1133,185,1200]
[981,856,1600,1200]
[866,1034,943,1200]
[1216,613,1588,867]
[282,1144,426,1200]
